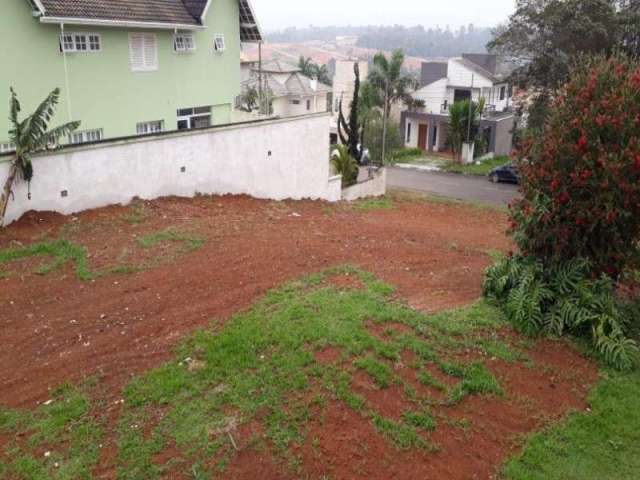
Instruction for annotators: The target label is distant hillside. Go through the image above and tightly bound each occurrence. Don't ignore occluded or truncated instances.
[266,25,494,58]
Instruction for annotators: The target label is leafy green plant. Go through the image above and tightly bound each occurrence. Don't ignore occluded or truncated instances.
[1,88,80,226]
[484,255,639,370]
[330,144,358,188]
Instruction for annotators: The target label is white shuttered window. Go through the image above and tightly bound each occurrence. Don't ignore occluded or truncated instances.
[129,33,158,72]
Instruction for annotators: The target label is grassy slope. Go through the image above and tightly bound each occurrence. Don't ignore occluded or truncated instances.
[441,156,509,176]
[504,370,640,479]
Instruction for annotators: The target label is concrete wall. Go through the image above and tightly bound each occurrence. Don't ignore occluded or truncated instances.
[1,114,341,225]
[272,94,329,118]
[414,79,448,114]
[342,168,387,202]
[492,116,516,157]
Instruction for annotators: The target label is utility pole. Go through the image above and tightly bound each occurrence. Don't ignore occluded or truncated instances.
[258,41,263,115]
[381,77,389,167]
[466,73,474,146]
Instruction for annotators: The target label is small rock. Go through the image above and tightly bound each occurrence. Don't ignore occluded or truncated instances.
[43,399,53,406]
[291,212,302,217]
[100,314,107,320]
[44,451,51,458]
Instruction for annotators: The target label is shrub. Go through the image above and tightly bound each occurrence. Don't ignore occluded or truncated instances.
[330,144,358,188]
[364,117,403,165]
[510,54,640,278]
[484,255,639,371]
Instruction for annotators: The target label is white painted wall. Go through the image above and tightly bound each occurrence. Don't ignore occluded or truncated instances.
[448,59,493,89]
[342,168,386,202]
[1,114,341,225]
[414,78,448,114]
[271,94,329,118]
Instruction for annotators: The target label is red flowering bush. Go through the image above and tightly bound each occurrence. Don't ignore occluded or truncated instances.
[485,55,640,370]
[511,54,640,278]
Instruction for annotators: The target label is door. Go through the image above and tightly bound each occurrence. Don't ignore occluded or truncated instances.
[418,124,428,151]
[432,125,438,149]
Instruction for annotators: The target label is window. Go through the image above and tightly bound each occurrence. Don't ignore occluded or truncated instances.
[406,123,411,143]
[129,33,158,72]
[291,99,301,105]
[213,34,226,52]
[306,100,311,111]
[0,141,16,154]
[60,33,101,53]
[69,129,103,145]
[499,86,506,101]
[136,121,164,135]
[177,106,212,130]
[174,33,196,53]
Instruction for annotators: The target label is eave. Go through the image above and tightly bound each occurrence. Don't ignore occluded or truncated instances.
[39,16,205,31]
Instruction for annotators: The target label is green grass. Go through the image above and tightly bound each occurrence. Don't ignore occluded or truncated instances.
[449,363,503,404]
[441,156,510,176]
[112,267,510,477]
[0,228,205,281]
[0,383,104,480]
[503,370,640,480]
[136,228,205,253]
[352,196,394,211]
[0,239,94,281]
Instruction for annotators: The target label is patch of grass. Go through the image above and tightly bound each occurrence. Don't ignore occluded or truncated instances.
[503,370,640,480]
[136,228,205,253]
[402,410,436,431]
[352,196,394,212]
[0,239,94,281]
[113,267,514,476]
[354,357,394,388]
[389,189,508,213]
[450,363,502,404]
[121,202,149,225]
[477,338,526,363]
[417,370,447,392]
[0,383,104,480]
[441,156,510,176]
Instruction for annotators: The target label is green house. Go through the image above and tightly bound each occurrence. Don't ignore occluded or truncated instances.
[0,0,263,153]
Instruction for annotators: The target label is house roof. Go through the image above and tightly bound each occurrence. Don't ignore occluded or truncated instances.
[420,62,448,88]
[253,59,301,74]
[242,71,331,99]
[33,0,263,41]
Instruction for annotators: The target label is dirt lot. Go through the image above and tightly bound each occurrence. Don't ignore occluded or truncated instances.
[0,193,598,479]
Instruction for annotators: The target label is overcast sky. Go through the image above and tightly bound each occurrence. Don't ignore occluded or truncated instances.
[250,0,516,31]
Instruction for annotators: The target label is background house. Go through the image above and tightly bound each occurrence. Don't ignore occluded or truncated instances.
[401,54,515,157]
[0,0,262,151]
[238,60,332,118]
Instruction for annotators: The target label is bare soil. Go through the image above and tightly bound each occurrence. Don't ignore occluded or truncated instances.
[0,193,598,479]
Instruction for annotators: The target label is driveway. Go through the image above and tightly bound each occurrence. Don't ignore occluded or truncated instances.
[387,166,519,207]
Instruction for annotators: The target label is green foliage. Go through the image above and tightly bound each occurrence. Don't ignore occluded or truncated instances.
[484,256,640,370]
[364,117,403,165]
[330,144,359,188]
[503,369,640,479]
[354,357,393,388]
[353,196,394,212]
[368,49,419,115]
[447,99,485,161]
[1,88,80,225]
[441,156,510,176]
[337,62,362,162]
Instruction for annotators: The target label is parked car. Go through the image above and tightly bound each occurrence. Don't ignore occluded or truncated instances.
[488,163,519,184]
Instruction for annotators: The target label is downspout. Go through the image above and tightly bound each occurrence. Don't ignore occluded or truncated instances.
[60,23,73,122]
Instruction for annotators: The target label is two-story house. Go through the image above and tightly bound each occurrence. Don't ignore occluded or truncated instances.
[401,54,515,157]
[237,60,332,118]
[0,0,263,153]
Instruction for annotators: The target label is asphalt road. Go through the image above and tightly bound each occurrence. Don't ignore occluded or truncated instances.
[387,166,519,207]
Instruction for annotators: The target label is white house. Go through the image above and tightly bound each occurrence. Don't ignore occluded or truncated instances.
[238,60,332,118]
[402,54,515,156]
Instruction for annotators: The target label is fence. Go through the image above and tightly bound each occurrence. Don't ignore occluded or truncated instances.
[1,113,341,225]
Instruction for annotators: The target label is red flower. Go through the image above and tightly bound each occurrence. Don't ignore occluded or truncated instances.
[578,135,588,152]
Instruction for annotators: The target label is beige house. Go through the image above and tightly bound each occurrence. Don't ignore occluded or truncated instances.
[238,60,331,118]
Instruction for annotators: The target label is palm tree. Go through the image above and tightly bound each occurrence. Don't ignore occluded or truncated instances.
[447,98,486,163]
[330,144,358,188]
[0,88,80,226]
[298,56,315,77]
[368,49,418,120]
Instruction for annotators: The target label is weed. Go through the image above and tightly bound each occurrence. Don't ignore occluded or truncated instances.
[402,410,436,431]
[354,357,394,388]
